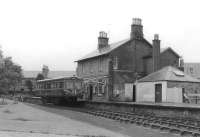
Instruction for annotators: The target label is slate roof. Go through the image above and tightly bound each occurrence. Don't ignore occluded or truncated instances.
[138,66,200,83]
[23,71,76,78]
[160,47,180,58]
[76,39,130,61]
[76,38,180,62]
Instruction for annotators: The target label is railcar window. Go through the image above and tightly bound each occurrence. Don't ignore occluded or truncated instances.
[59,82,64,88]
[47,83,51,89]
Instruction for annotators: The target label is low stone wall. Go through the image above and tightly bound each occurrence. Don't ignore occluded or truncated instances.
[84,101,200,120]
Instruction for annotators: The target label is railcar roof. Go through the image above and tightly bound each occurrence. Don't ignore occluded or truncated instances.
[37,76,82,83]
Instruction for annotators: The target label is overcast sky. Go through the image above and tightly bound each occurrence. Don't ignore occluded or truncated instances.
[0,0,200,71]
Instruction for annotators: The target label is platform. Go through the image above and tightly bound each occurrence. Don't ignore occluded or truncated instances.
[84,101,200,119]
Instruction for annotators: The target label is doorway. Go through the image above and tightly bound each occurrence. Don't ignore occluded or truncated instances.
[155,84,162,103]
[133,85,136,102]
[89,85,93,100]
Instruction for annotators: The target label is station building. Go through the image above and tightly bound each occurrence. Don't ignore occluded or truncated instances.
[76,18,183,102]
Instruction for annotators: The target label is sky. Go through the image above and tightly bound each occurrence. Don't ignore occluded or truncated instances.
[0,0,200,71]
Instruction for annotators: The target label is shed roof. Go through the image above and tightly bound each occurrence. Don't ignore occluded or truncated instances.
[138,66,200,83]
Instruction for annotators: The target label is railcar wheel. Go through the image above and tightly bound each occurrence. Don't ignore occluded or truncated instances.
[41,97,47,105]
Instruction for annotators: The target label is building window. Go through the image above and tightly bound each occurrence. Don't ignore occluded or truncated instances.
[97,80,104,96]
[98,84,103,94]
[81,64,83,73]
[95,85,98,94]
[82,63,85,73]
[89,62,93,73]
[113,56,118,69]
[99,58,103,72]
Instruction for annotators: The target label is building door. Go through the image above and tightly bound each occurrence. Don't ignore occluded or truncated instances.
[155,84,162,103]
[133,85,136,102]
[89,85,93,100]
[125,83,133,101]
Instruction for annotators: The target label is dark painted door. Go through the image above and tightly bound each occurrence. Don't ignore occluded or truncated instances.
[133,85,136,102]
[155,84,162,103]
[89,85,93,100]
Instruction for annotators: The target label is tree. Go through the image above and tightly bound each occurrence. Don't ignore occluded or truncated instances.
[36,73,44,81]
[0,48,22,95]
[25,80,33,92]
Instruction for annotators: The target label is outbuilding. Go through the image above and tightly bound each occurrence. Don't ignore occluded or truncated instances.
[136,66,200,103]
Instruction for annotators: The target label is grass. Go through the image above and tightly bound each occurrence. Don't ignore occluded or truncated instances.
[3,109,12,114]
[13,118,31,121]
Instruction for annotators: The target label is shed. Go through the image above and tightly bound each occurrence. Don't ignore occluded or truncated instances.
[136,66,200,103]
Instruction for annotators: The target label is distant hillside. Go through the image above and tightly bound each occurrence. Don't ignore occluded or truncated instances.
[23,70,76,78]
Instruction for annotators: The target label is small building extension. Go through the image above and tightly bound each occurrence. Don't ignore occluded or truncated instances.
[136,66,200,104]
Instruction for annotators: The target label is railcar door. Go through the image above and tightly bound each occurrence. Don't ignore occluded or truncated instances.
[133,85,136,102]
[155,84,162,103]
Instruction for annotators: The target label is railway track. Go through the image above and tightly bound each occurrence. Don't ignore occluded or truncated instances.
[84,110,200,137]
[30,103,200,137]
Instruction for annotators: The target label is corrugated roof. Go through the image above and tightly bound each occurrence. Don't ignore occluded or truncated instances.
[138,66,200,83]
[23,71,76,78]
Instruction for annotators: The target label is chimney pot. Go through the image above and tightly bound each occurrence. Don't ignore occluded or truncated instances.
[132,18,142,25]
[154,34,159,40]
[130,18,143,39]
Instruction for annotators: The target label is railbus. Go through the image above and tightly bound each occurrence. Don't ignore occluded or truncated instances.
[35,76,84,105]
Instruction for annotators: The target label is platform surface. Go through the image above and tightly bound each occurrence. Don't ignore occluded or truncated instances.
[88,100,200,109]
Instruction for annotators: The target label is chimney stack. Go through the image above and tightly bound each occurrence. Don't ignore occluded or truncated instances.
[130,18,143,39]
[179,57,184,71]
[153,34,160,72]
[98,31,109,51]
[42,65,49,79]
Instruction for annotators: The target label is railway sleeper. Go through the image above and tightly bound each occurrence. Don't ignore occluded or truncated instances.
[181,130,195,136]
[169,128,181,134]
[161,120,200,132]
[142,122,151,127]
[150,123,162,129]
[135,120,143,126]
[160,126,171,132]
[119,118,129,123]
[193,132,200,137]
[86,110,200,137]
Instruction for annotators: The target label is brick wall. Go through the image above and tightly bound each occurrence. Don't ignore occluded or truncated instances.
[111,40,152,73]
[160,50,179,68]
[110,39,152,101]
